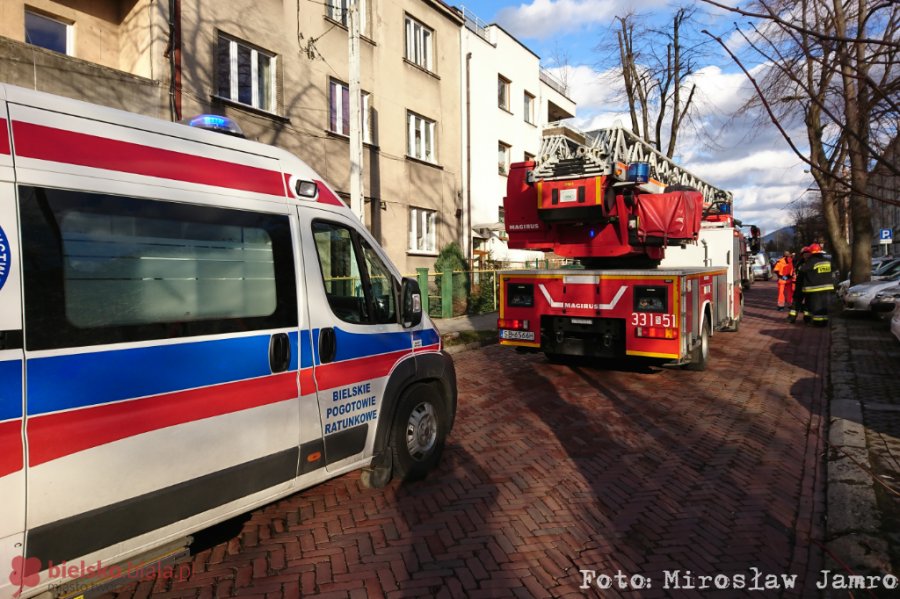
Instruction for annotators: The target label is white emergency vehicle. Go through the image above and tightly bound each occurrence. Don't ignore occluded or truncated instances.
[0,84,456,598]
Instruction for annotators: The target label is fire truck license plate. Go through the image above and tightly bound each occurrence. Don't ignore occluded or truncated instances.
[631,313,675,327]
[500,330,536,341]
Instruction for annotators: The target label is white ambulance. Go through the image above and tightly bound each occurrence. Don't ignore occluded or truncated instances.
[0,84,456,598]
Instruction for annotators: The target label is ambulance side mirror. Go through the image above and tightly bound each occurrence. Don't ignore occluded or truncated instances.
[401,277,423,328]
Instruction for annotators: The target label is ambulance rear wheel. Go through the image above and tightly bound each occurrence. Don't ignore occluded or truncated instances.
[686,320,710,371]
[391,383,447,482]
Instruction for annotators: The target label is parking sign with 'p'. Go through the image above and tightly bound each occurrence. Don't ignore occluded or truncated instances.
[880,228,893,244]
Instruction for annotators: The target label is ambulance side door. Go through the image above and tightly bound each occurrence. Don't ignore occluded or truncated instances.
[0,98,27,599]
[296,207,408,472]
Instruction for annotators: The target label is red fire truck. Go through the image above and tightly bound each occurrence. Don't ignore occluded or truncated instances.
[498,126,743,370]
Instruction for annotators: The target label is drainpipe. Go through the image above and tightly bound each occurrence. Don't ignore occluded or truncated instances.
[466,51,472,266]
[167,0,182,121]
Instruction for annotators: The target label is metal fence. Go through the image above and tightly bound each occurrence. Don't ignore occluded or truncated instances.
[409,261,574,318]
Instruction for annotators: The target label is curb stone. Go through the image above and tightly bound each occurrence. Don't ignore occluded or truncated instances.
[825,316,892,578]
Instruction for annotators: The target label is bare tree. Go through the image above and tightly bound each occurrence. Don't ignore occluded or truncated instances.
[702,0,900,284]
[599,8,701,157]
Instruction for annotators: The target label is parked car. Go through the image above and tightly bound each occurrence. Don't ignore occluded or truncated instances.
[837,257,900,299]
[870,284,900,315]
[751,252,772,280]
[843,272,900,312]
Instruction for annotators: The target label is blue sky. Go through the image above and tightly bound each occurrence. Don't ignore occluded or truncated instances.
[455,0,816,237]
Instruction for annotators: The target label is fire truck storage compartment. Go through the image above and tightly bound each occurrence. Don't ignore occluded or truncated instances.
[540,316,625,358]
[635,191,703,244]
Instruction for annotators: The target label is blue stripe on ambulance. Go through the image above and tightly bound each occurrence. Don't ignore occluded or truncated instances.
[26,332,299,416]
[0,359,23,422]
[311,327,413,365]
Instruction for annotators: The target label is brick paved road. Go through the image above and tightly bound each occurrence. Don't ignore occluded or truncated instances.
[109,282,828,598]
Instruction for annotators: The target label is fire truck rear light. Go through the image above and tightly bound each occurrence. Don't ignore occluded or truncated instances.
[635,327,677,339]
[498,319,529,330]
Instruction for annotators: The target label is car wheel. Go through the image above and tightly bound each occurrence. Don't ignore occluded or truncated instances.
[685,319,710,371]
[390,383,447,482]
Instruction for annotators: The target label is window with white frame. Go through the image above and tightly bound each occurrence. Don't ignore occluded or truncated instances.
[407,112,436,163]
[328,79,372,143]
[405,15,433,71]
[498,76,510,111]
[25,10,72,55]
[216,34,276,112]
[524,91,535,124]
[327,0,367,35]
[498,142,510,175]
[409,207,437,253]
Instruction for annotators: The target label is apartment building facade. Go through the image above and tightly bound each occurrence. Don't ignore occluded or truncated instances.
[0,0,464,273]
[460,9,575,265]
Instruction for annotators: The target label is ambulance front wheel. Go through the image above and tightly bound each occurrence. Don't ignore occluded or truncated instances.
[686,320,710,371]
[390,382,448,482]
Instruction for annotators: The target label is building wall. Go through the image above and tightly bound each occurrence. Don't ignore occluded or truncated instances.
[461,20,575,263]
[0,0,464,274]
[177,0,463,274]
[0,0,166,115]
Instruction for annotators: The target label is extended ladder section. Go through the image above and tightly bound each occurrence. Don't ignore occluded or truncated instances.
[533,126,733,207]
[504,125,735,265]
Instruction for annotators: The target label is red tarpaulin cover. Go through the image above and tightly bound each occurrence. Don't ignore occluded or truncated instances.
[636,191,703,244]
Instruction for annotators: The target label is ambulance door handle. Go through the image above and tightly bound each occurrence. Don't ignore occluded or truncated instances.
[319,327,336,364]
[269,333,291,373]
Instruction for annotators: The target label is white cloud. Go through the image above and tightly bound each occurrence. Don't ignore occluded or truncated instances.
[497,0,667,40]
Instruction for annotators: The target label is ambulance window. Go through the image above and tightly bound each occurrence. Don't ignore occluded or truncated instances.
[312,222,368,324]
[20,186,297,350]
[360,240,397,324]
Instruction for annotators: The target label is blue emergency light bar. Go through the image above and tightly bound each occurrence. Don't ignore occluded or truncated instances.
[184,114,245,138]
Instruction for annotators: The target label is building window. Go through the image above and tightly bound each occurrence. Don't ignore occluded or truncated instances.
[498,76,510,111]
[407,112,436,163]
[405,15,433,71]
[25,10,71,55]
[524,92,535,124]
[498,142,510,175]
[20,186,297,351]
[409,207,437,253]
[312,221,397,325]
[216,34,276,112]
[524,151,535,162]
[329,79,372,143]
[498,206,505,224]
[327,0,367,34]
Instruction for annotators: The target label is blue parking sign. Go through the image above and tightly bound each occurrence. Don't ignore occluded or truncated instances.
[880,228,893,244]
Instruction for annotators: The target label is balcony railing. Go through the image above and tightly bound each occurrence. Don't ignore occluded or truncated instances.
[540,69,568,97]
[459,6,491,43]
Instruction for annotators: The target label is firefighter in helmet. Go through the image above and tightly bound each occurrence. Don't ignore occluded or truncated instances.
[787,246,811,323]
[789,244,833,325]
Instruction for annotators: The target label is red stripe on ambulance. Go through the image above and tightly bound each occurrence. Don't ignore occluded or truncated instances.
[0,419,23,477]
[11,121,286,196]
[27,372,298,467]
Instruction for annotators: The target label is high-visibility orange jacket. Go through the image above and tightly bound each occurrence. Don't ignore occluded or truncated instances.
[774,257,794,279]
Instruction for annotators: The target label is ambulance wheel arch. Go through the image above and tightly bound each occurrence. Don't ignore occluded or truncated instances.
[361,352,457,488]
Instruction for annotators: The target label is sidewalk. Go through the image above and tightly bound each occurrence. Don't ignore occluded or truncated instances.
[827,309,900,581]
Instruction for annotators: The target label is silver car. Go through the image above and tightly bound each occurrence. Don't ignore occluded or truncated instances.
[844,272,900,312]
[871,284,900,315]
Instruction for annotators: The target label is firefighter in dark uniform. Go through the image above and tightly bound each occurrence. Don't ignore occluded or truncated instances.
[789,244,833,325]
[787,247,810,323]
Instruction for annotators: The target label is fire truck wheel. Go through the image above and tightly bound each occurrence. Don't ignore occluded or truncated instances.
[390,383,447,482]
[686,320,710,371]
